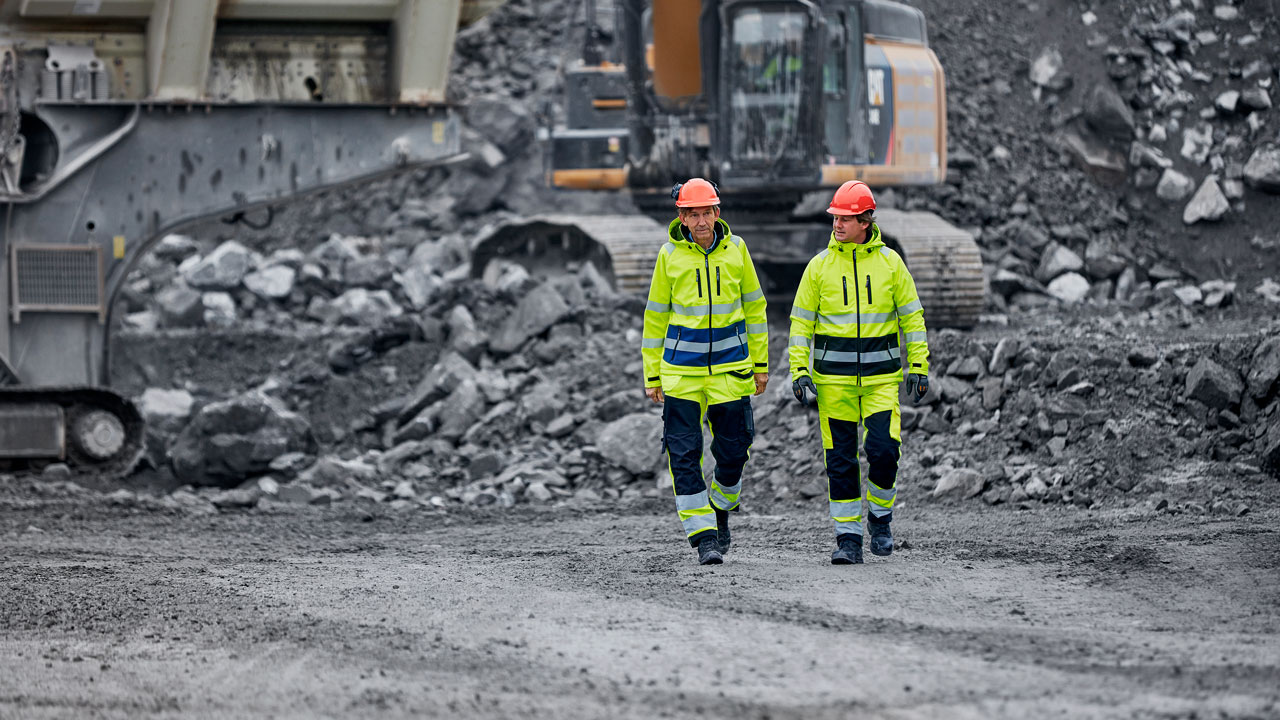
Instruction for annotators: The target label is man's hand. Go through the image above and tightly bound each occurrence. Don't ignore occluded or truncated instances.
[905,373,929,405]
[645,386,665,404]
[792,376,818,406]
[754,373,769,396]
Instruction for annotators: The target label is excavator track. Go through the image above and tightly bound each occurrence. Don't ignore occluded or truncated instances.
[0,387,145,479]
[471,214,669,295]
[873,209,986,329]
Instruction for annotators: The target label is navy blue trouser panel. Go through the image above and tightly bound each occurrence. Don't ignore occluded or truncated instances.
[864,409,900,490]
[707,396,754,487]
[663,395,753,497]
[825,417,861,502]
[663,396,706,498]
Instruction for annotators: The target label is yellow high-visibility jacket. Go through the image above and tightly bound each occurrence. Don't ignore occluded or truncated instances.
[789,224,929,386]
[642,218,768,388]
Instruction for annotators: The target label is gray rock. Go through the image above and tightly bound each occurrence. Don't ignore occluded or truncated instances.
[138,388,195,432]
[399,352,478,424]
[1023,475,1048,499]
[169,391,315,486]
[201,292,237,327]
[1029,47,1071,91]
[1264,423,1280,479]
[436,379,485,442]
[446,305,487,364]
[1084,84,1135,141]
[153,234,200,262]
[545,414,578,438]
[579,261,615,297]
[1199,280,1235,308]
[950,356,986,380]
[1243,146,1280,193]
[1047,273,1091,304]
[1214,90,1240,115]
[491,282,571,355]
[1181,125,1213,165]
[526,482,554,503]
[1246,337,1280,403]
[1127,348,1159,368]
[990,269,1043,298]
[465,95,536,155]
[157,282,204,328]
[395,267,441,310]
[41,462,71,481]
[1084,241,1127,280]
[522,382,567,425]
[1155,169,1195,201]
[1173,285,1203,306]
[327,288,402,326]
[597,413,664,475]
[1239,89,1272,112]
[309,235,361,279]
[597,389,645,422]
[1185,358,1243,411]
[1182,176,1230,224]
[988,338,1020,376]
[932,468,986,499]
[183,240,253,290]
[243,265,296,300]
[1036,243,1085,283]
[343,256,394,288]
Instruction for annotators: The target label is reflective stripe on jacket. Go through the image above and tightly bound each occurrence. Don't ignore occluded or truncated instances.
[789,224,929,386]
[642,218,768,387]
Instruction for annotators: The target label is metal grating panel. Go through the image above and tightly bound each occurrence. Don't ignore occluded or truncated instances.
[11,244,105,323]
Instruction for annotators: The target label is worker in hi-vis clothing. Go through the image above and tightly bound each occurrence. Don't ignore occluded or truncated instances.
[641,178,769,566]
[789,180,930,565]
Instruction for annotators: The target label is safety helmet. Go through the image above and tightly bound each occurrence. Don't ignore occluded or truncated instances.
[827,180,876,216]
[671,178,720,208]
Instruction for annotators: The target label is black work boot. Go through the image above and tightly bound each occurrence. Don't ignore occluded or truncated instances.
[696,535,723,565]
[831,534,864,565]
[714,507,731,554]
[868,517,893,556]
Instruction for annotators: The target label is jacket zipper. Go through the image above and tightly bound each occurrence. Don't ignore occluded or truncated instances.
[853,250,862,386]
[704,253,713,375]
[842,276,848,305]
[716,266,721,296]
[866,275,873,305]
[696,268,702,298]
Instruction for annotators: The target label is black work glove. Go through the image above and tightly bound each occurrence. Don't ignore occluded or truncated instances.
[905,373,929,405]
[792,376,818,406]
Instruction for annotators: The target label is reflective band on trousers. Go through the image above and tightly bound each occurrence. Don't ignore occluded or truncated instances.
[710,481,741,511]
[672,299,742,316]
[834,520,863,537]
[813,346,901,364]
[789,335,810,347]
[676,490,710,512]
[666,336,745,353]
[904,330,927,343]
[867,484,895,516]
[830,499,862,519]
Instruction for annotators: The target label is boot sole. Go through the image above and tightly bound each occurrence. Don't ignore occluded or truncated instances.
[831,555,863,565]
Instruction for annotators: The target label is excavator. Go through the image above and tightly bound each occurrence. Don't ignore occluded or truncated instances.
[0,0,502,473]
[473,0,984,325]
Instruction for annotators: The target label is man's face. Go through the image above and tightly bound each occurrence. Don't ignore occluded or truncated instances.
[680,206,720,243]
[831,214,869,244]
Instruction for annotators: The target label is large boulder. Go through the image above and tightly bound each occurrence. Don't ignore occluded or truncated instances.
[243,265,296,300]
[1185,358,1243,411]
[183,240,253,290]
[597,413,664,475]
[169,392,314,486]
[399,351,478,425]
[1047,273,1090,304]
[1035,243,1085,283]
[490,282,571,355]
[1084,84,1135,142]
[932,468,986,499]
[464,95,536,155]
[156,281,204,328]
[326,288,402,326]
[1155,169,1195,202]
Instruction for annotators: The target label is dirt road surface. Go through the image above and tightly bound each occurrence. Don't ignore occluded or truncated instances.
[3,501,1278,719]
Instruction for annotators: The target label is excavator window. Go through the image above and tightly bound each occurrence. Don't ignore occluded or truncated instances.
[725,6,809,164]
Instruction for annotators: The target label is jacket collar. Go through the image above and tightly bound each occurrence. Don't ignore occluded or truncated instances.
[668,217,731,253]
[828,223,884,254]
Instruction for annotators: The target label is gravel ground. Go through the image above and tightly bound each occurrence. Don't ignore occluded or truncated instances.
[1,501,1277,719]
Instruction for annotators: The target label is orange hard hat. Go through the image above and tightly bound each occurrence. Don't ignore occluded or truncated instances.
[672,178,720,208]
[827,180,876,216]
